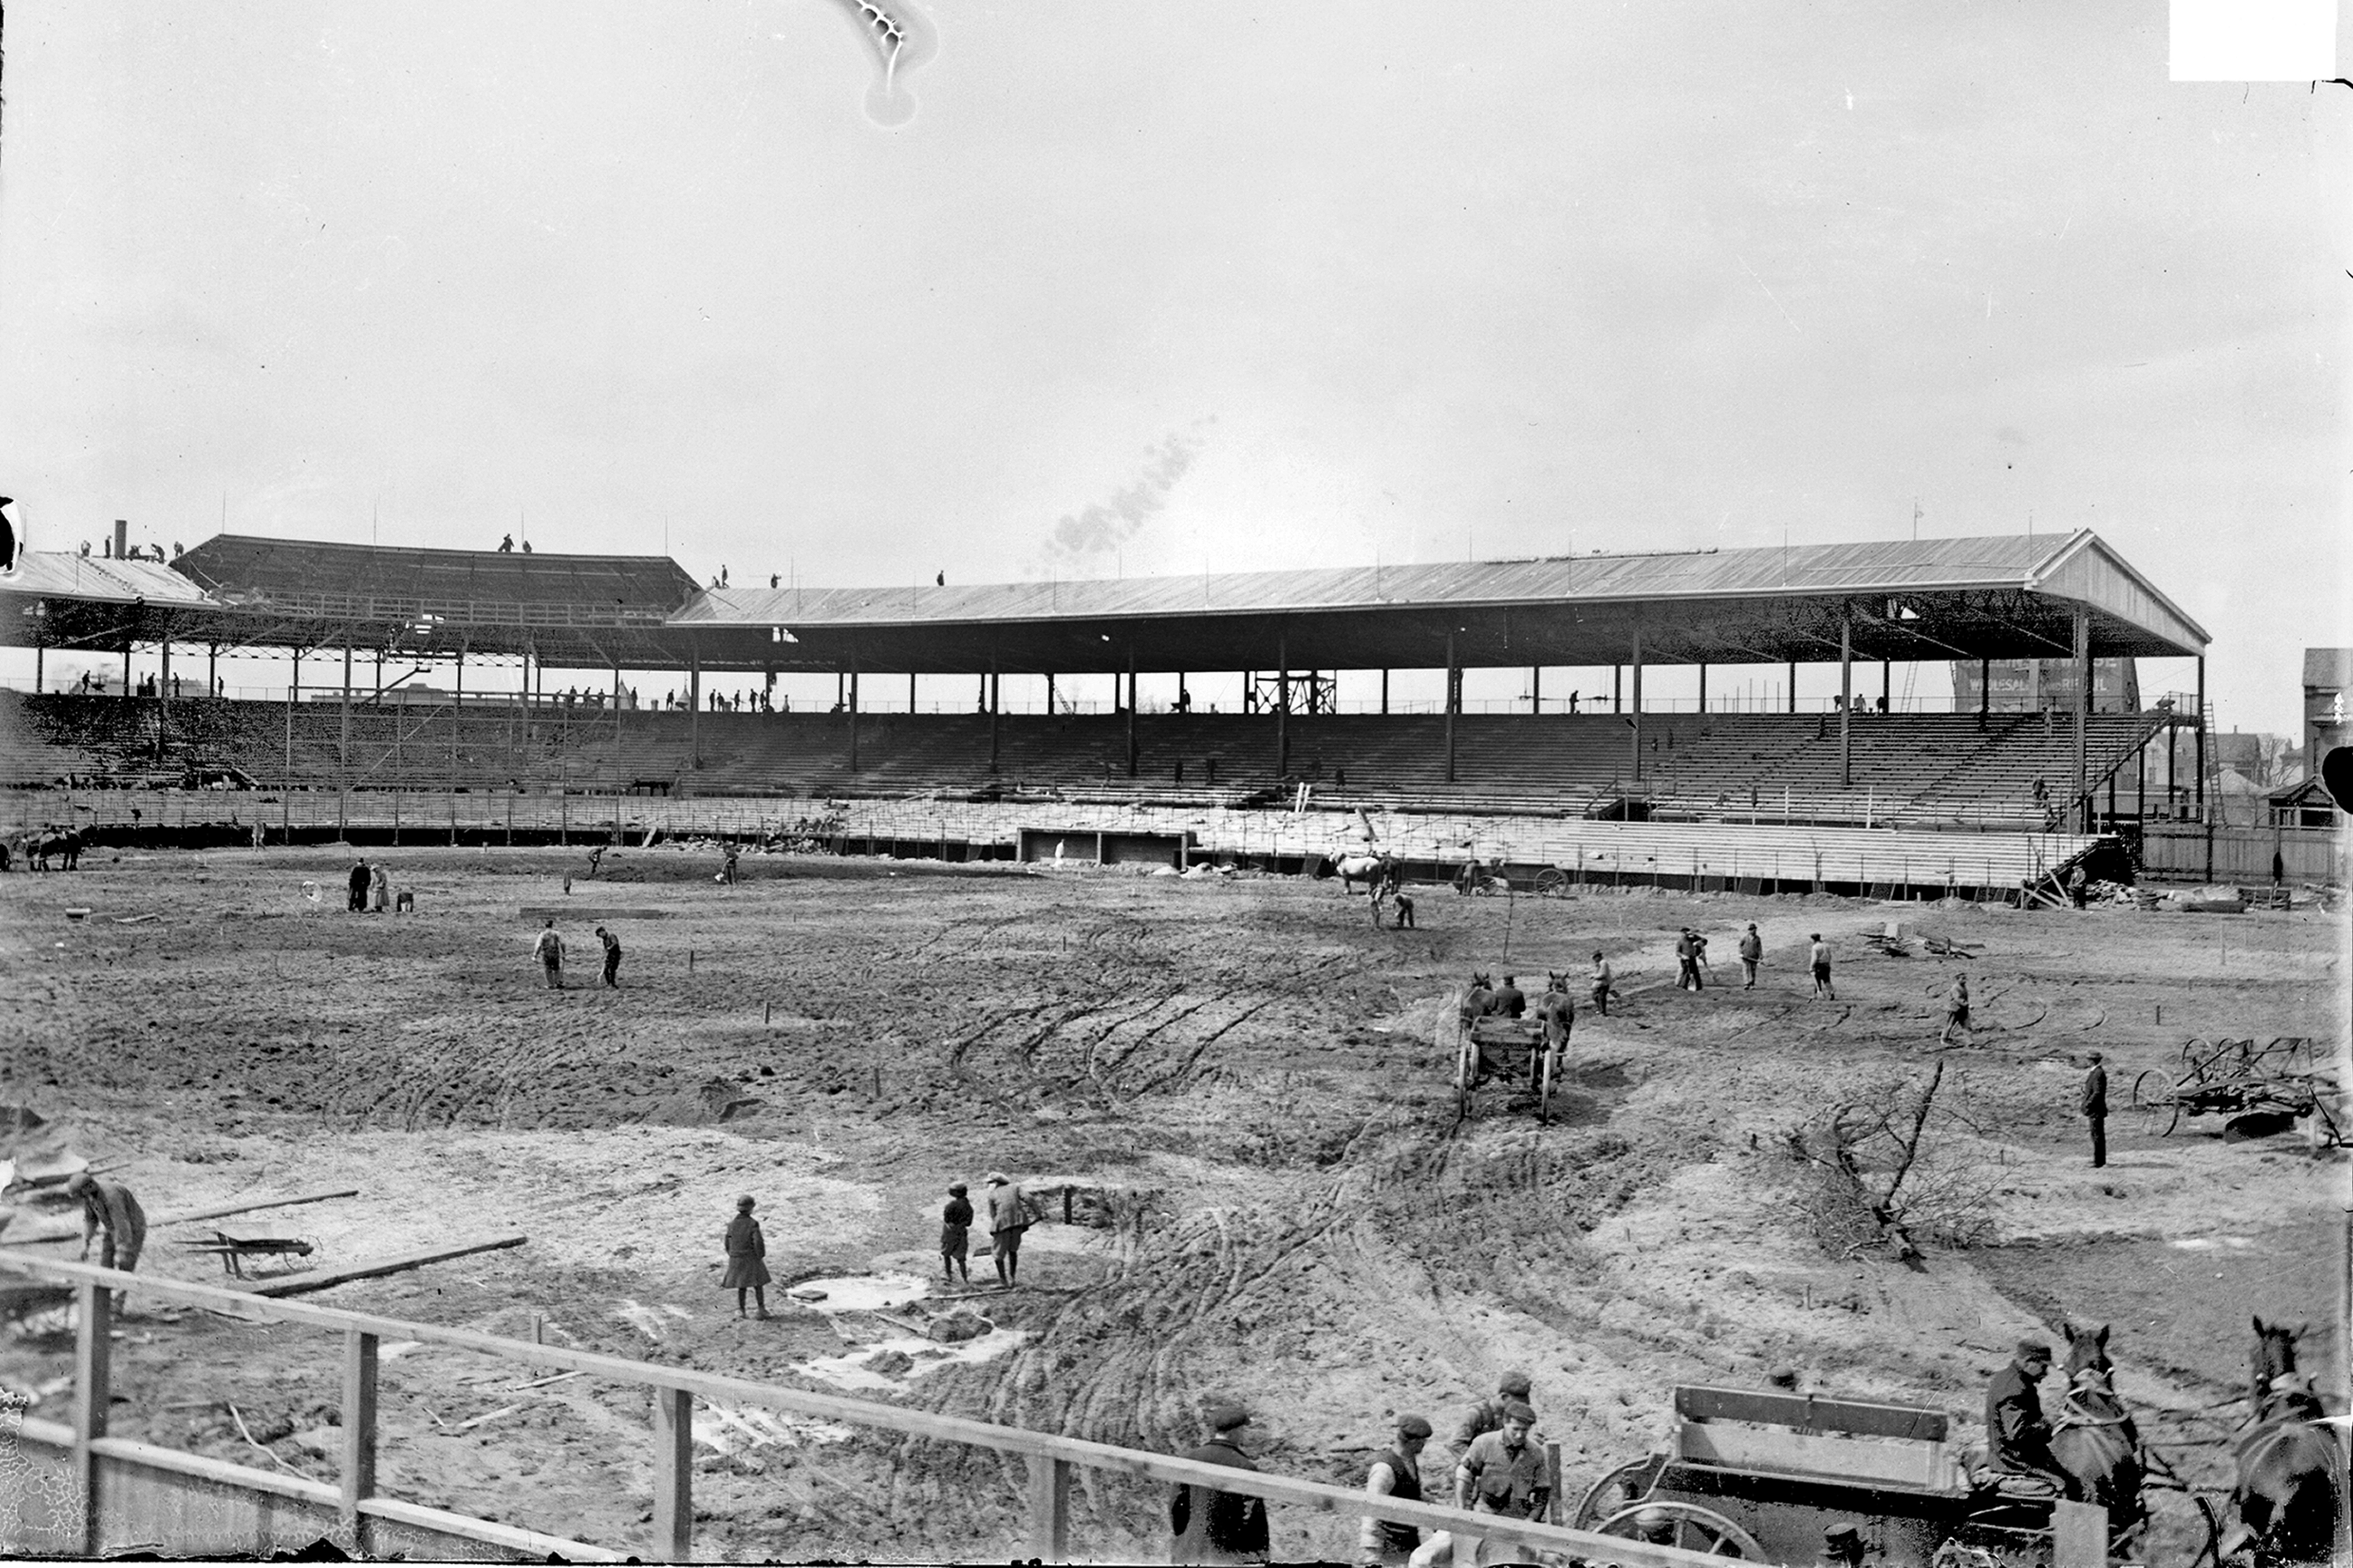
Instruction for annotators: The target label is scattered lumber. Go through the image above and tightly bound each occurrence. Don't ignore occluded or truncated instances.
[518,906,670,921]
[0,1188,360,1247]
[241,1234,527,1298]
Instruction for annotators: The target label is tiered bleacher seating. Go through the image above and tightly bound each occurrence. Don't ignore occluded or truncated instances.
[0,691,2170,831]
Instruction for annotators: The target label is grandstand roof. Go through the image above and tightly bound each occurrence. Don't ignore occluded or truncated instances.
[673,530,2208,674]
[1,527,2208,677]
[173,535,701,620]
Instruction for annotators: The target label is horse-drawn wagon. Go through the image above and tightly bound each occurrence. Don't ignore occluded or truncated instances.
[1571,1385,2108,1566]
[1448,976,1563,1123]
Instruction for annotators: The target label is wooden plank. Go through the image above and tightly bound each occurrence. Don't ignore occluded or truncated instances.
[649,1388,693,1562]
[360,1497,627,1564]
[1673,1385,1948,1442]
[3,1189,361,1247]
[1673,1422,1963,1493]
[241,1235,527,1298]
[341,1330,378,1556]
[72,1280,112,1556]
[517,906,669,920]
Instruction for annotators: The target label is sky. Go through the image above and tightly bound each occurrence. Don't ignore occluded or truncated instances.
[1,2,2345,731]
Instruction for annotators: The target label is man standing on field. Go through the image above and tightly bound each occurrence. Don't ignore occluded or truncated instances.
[1808,933,1835,999]
[1738,923,1763,989]
[595,925,622,989]
[533,920,565,989]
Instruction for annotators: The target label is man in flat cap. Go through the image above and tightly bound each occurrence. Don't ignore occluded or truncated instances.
[1446,1401,1549,1562]
[1451,1370,1536,1450]
[1171,1405,1270,1564]
[1984,1340,2069,1491]
[66,1172,147,1310]
[1358,1414,1432,1566]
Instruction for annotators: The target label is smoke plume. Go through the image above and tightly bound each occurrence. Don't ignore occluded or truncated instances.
[1038,431,1204,569]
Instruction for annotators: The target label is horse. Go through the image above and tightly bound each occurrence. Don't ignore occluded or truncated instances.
[2051,1322,2143,1544]
[1331,850,1391,897]
[1537,972,1576,1049]
[2230,1317,2344,1565]
[38,827,83,871]
[1459,971,1498,1027]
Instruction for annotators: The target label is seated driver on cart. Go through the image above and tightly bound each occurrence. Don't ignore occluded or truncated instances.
[1983,1339,2071,1495]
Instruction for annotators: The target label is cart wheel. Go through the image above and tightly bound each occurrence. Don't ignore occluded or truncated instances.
[1454,1025,1477,1119]
[1536,1043,1559,1124]
[2132,1070,2182,1138]
[1596,1501,1767,1558]
[1570,1457,1665,1531]
[1534,867,1568,898]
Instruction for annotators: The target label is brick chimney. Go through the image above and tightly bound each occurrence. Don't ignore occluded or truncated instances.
[114,519,129,560]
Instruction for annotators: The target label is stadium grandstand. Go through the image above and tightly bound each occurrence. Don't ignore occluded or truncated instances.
[0,526,2211,896]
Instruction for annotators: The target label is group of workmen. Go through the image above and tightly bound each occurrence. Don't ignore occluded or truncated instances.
[530,919,624,990]
[1172,1372,1553,1567]
[1172,1340,2118,1565]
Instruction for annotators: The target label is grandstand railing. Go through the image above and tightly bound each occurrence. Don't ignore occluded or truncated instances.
[0,1255,1747,1567]
[204,591,674,630]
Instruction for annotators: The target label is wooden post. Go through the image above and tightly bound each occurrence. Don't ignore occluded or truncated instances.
[2049,1501,2107,1568]
[72,1278,113,1556]
[1695,660,1705,714]
[1530,665,1541,713]
[1026,1454,1072,1564]
[849,659,861,773]
[341,1329,379,1555]
[650,1387,694,1561]
[1545,1440,1563,1524]
[1977,655,1989,728]
[988,659,1000,772]
[688,653,702,769]
[1379,668,1389,714]
[1838,607,1853,787]
[1126,646,1138,777]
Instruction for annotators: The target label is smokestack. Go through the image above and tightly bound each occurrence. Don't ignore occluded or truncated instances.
[114,519,129,560]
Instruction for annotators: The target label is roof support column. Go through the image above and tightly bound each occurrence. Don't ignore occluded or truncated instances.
[122,643,132,698]
[1882,658,1893,714]
[35,643,44,693]
[1444,631,1458,785]
[909,671,917,714]
[1787,660,1796,714]
[453,649,463,710]
[1379,669,1389,716]
[1046,672,1056,714]
[1613,664,1622,716]
[1126,648,1138,777]
[1838,608,1853,788]
[848,658,860,773]
[1696,660,1707,715]
[1277,636,1290,779]
[1531,665,1541,714]
[293,647,302,704]
[208,644,217,699]
[688,653,701,769]
[2193,656,2206,823]
[2073,607,2091,830]
[161,639,172,700]
[988,659,1000,773]
[1628,629,1642,783]
[340,638,353,840]
[1977,657,1989,730]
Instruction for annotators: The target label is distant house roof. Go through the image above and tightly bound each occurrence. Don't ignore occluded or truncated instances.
[2303,649,2353,688]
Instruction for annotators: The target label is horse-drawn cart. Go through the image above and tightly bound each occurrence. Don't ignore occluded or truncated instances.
[1571,1386,2107,1566]
[1452,1013,1560,1122]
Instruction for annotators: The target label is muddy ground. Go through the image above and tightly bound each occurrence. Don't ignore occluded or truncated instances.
[0,843,2343,1563]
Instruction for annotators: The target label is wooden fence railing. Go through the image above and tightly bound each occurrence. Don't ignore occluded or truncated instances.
[0,1255,1749,1565]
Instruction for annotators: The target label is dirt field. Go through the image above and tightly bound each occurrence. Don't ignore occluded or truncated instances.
[1,842,2344,1563]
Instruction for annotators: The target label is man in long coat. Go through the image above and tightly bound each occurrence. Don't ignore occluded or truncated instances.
[1171,1406,1269,1564]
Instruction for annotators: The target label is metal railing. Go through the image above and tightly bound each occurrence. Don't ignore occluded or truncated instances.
[0,1255,1738,1566]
